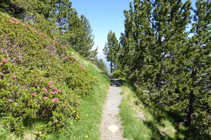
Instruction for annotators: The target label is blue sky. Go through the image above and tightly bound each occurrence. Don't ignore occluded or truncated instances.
[71,0,197,72]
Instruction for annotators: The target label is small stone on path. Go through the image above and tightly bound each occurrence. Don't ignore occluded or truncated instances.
[108,125,119,133]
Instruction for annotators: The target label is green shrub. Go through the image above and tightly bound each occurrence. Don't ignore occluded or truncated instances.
[112,70,126,80]
[0,15,94,139]
[0,57,81,138]
[63,55,95,96]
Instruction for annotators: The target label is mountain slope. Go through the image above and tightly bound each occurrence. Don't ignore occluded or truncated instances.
[0,13,109,139]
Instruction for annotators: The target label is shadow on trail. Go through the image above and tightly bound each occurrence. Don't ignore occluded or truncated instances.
[109,75,121,87]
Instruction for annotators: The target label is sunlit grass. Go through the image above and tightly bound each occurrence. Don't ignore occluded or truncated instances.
[119,80,178,140]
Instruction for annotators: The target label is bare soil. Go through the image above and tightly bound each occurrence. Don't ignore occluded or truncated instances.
[100,76,127,140]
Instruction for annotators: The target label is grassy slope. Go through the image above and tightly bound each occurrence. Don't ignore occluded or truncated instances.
[46,50,110,140]
[1,52,110,140]
[0,11,110,139]
[119,80,182,140]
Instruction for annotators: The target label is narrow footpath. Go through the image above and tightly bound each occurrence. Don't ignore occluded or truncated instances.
[100,76,127,140]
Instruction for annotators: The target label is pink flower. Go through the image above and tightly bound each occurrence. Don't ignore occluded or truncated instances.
[54,87,57,90]
[41,79,43,82]
[18,84,20,86]
[12,75,16,79]
[58,90,61,93]
[64,104,66,107]
[9,99,12,102]
[44,88,48,92]
[43,34,47,38]
[31,93,35,96]
[25,29,27,31]
[2,59,8,62]
[45,78,47,80]
[49,85,52,89]
[79,99,81,102]
[74,63,76,64]
[52,98,58,103]
[51,92,54,94]
[3,70,6,73]
[49,81,52,85]
[44,97,47,99]
[54,91,57,93]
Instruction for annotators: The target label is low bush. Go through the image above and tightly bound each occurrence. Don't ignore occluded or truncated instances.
[0,15,94,139]
[112,70,126,80]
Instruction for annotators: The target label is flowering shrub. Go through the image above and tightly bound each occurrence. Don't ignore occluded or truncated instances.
[0,15,94,138]
[63,55,95,96]
[0,57,80,137]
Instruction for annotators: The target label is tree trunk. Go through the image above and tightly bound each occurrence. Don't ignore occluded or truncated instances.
[185,68,195,127]
[185,90,194,127]
[110,61,112,73]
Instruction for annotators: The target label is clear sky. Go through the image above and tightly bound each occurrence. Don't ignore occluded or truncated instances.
[71,0,197,72]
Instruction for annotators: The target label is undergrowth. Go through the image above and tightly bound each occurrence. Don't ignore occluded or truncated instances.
[116,73,203,139]
[45,55,110,139]
[0,14,96,139]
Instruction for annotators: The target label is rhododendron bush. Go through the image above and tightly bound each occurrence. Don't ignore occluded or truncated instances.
[0,15,95,138]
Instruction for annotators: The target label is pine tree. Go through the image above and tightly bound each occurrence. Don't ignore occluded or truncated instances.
[132,0,191,120]
[95,58,108,74]
[47,0,72,44]
[179,0,211,134]
[131,0,211,136]
[75,14,96,59]
[103,30,119,73]
[119,2,136,77]
[68,8,82,47]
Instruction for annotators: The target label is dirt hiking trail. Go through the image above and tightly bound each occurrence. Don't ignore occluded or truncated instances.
[100,76,127,140]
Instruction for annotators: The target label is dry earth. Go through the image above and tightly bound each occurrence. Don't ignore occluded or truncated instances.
[100,76,127,140]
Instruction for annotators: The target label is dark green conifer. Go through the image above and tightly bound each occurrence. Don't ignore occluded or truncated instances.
[76,14,96,59]
[103,30,119,73]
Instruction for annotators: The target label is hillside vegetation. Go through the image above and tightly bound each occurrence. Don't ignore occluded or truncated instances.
[104,0,211,139]
[0,13,101,139]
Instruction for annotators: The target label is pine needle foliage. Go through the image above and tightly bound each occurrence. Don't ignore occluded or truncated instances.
[117,0,211,137]
[103,30,119,73]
